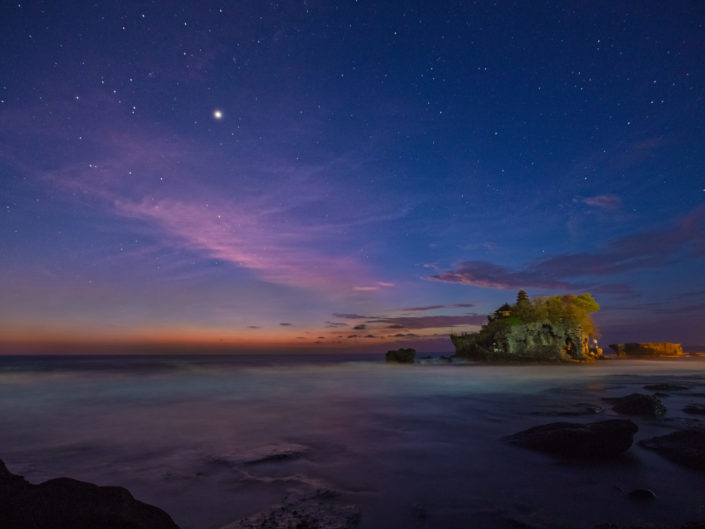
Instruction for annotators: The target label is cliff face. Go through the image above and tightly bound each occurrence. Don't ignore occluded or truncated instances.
[609,343,683,357]
[451,322,601,362]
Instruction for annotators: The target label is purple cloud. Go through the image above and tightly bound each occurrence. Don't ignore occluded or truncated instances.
[401,303,474,312]
[430,205,705,292]
[367,314,486,329]
[582,194,621,211]
[429,261,573,290]
[8,120,404,293]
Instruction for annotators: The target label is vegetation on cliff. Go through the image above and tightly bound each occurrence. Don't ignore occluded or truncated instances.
[462,291,599,342]
[451,291,601,362]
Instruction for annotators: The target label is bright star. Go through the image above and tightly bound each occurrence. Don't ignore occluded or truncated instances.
[213,109,223,120]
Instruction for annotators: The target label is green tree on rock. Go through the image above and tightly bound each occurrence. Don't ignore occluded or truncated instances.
[513,289,536,322]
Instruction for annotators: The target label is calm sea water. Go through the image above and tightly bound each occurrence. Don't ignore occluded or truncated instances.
[1,354,705,529]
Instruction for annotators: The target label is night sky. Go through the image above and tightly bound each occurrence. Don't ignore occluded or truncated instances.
[1,1,704,353]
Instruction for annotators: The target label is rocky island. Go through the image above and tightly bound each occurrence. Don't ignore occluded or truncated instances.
[385,347,416,363]
[609,342,683,357]
[451,291,603,362]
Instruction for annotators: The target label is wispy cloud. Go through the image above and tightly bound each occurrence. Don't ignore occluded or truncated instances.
[401,303,474,312]
[429,205,705,293]
[429,260,573,290]
[113,196,365,290]
[353,282,395,292]
[17,126,411,292]
[333,313,378,319]
[367,314,486,329]
[582,194,621,211]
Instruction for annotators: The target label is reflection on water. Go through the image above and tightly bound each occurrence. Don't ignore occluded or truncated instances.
[1,354,705,529]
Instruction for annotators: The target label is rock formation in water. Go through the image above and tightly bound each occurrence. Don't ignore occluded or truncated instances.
[605,393,666,416]
[452,321,601,362]
[385,348,416,363]
[451,291,602,362]
[639,429,705,472]
[609,342,683,357]
[506,419,638,458]
[0,459,180,529]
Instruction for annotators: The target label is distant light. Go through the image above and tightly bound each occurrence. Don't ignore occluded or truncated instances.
[213,109,223,120]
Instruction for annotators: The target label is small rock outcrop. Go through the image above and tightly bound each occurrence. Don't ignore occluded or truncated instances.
[605,393,666,416]
[639,429,705,471]
[505,419,638,458]
[609,343,683,357]
[627,488,656,501]
[0,459,180,529]
[385,348,416,363]
[452,322,600,362]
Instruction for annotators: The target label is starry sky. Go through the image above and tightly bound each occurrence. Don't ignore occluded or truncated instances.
[1,1,704,353]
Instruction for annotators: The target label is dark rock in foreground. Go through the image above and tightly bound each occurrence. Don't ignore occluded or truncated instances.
[605,393,666,416]
[506,419,638,458]
[627,488,656,501]
[0,459,180,529]
[640,429,705,471]
[221,490,360,529]
[385,348,416,363]
[610,342,683,357]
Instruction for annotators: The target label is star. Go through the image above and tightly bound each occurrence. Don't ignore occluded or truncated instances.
[213,109,223,120]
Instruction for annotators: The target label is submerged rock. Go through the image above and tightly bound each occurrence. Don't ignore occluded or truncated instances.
[640,429,705,471]
[609,343,683,357]
[605,393,666,416]
[628,488,656,501]
[0,459,180,529]
[683,404,705,415]
[209,443,311,468]
[531,403,604,417]
[221,490,360,529]
[506,419,638,458]
[385,348,416,363]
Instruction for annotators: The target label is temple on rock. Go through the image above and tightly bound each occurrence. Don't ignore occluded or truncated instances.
[451,291,602,362]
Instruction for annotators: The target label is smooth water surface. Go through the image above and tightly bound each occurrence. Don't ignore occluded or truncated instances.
[2,354,705,529]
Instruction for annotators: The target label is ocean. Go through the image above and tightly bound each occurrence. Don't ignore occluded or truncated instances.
[1,354,704,529]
